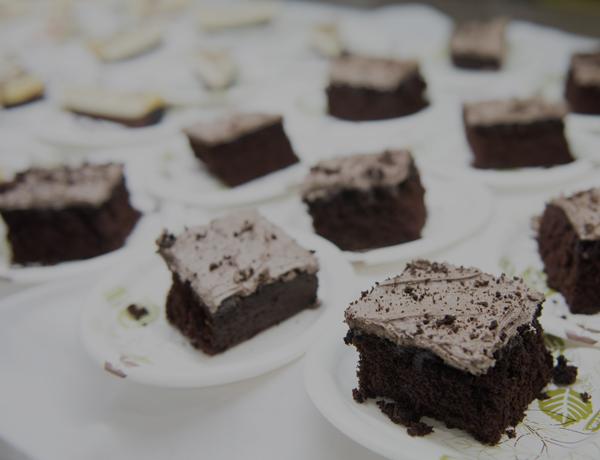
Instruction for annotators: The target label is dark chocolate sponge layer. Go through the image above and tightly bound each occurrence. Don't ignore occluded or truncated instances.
[1,180,140,265]
[346,318,552,445]
[304,165,426,251]
[166,271,318,355]
[187,120,298,187]
[538,204,600,314]
[465,118,574,169]
[326,72,428,122]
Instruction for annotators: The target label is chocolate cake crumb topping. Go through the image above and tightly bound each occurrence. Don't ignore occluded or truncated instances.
[0,163,125,211]
[156,231,177,249]
[127,304,149,321]
[553,355,578,385]
[301,149,414,201]
[376,400,434,437]
[157,210,319,312]
[345,260,544,375]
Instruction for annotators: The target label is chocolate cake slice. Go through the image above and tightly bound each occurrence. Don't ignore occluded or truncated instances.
[301,150,426,251]
[157,210,319,355]
[0,163,141,265]
[538,188,600,314]
[345,260,553,445]
[565,51,600,115]
[450,18,507,70]
[62,88,165,127]
[463,98,574,169]
[326,55,428,121]
[183,113,299,187]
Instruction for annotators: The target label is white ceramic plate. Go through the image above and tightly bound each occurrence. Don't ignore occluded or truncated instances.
[421,132,594,191]
[0,210,161,284]
[304,320,600,460]
[80,229,355,387]
[262,176,494,266]
[141,135,308,208]
[567,118,600,166]
[567,113,600,135]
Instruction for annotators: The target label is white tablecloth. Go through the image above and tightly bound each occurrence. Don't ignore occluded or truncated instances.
[0,1,599,459]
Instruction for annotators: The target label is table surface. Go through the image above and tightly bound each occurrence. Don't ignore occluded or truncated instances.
[0,1,599,459]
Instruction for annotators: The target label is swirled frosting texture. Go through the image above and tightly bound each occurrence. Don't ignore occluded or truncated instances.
[345,260,544,375]
[157,210,319,312]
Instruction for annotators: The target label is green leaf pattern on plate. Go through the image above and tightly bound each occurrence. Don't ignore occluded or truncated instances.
[104,285,128,305]
[585,410,600,432]
[539,388,593,427]
[544,333,566,354]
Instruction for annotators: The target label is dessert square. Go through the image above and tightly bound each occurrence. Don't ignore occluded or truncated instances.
[450,18,507,70]
[0,163,141,266]
[157,210,319,355]
[537,188,600,314]
[0,60,44,108]
[89,26,163,62]
[62,88,166,127]
[326,55,428,121]
[463,98,574,169]
[301,150,426,251]
[345,260,553,445]
[565,51,600,115]
[183,113,299,187]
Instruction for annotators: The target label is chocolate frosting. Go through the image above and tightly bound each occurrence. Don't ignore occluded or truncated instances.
[464,98,567,126]
[183,113,282,146]
[0,163,124,210]
[329,55,419,90]
[450,18,507,59]
[157,210,319,312]
[301,150,413,201]
[550,188,600,240]
[345,260,544,375]
[571,52,600,87]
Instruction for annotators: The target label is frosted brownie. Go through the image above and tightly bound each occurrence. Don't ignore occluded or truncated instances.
[463,98,574,169]
[450,18,507,70]
[183,113,298,187]
[565,51,600,115]
[345,260,553,444]
[326,55,428,121]
[157,210,319,354]
[301,150,426,251]
[538,188,600,314]
[0,163,140,265]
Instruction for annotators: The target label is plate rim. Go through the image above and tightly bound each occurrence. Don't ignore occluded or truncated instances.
[0,212,160,284]
[80,228,356,388]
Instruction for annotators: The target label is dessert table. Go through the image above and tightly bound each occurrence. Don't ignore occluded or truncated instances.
[0,1,599,459]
